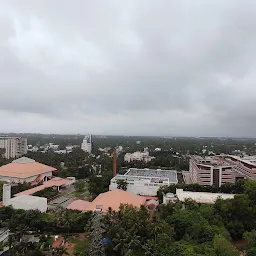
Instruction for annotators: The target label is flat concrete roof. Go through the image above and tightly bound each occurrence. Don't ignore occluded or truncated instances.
[125,168,178,183]
[176,189,234,204]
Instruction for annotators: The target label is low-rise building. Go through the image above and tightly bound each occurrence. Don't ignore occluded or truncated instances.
[66,189,146,213]
[163,189,234,204]
[0,157,56,183]
[109,168,178,196]
[3,184,47,212]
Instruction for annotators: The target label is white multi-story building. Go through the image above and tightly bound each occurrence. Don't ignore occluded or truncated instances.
[109,168,178,196]
[124,151,155,163]
[0,137,27,159]
[81,134,93,153]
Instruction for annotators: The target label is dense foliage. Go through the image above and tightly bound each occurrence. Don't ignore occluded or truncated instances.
[74,180,86,192]
[33,187,59,199]
[0,207,92,235]
[0,207,92,255]
[103,180,256,255]
[88,174,113,198]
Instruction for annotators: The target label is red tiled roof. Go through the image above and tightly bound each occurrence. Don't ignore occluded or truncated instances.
[66,190,146,213]
[44,177,69,187]
[52,237,64,248]
[14,185,46,196]
[0,161,56,179]
[66,200,91,211]
[14,177,70,196]
[89,189,146,212]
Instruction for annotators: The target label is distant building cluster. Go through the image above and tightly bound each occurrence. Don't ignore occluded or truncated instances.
[27,144,77,154]
[189,155,256,186]
[0,136,27,159]
[109,168,178,196]
[124,148,155,163]
[81,134,93,154]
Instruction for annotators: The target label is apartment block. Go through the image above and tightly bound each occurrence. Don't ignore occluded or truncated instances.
[0,137,28,159]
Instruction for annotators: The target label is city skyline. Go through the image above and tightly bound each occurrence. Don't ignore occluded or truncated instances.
[1,1,256,137]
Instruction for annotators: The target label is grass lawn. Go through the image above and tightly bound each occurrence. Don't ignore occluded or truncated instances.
[68,183,90,198]
[70,236,90,254]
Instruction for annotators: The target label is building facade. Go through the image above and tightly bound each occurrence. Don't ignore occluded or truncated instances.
[0,157,56,183]
[0,137,27,159]
[109,168,178,196]
[124,151,155,163]
[81,134,93,153]
[189,155,256,186]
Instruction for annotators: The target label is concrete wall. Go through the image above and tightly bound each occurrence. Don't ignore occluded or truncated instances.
[6,197,48,212]
[2,184,11,206]
[109,182,162,196]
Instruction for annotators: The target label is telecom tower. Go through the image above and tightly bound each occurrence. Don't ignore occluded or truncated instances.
[89,212,105,256]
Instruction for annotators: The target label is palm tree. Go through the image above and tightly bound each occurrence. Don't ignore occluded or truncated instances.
[53,246,69,256]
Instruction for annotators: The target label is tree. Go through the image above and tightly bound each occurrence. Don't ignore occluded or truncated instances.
[244,180,256,203]
[27,251,45,256]
[117,180,128,191]
[244,231,256,256]
[213,234,239,256]
[53,246,69,256]
[74,180,85,192]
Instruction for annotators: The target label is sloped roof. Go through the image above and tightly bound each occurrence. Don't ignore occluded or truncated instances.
[65,189,146,212]
[44,177,69,187]
[14,177,69,196]
[0,158,57,179]
[52,237,64,248]
[14,185,46,196]
[87,189,146,212]
[66,199,91,211]
[145,199,159,207]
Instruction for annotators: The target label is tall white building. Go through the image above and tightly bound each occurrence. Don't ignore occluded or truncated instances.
[0,137,28,159]
[81,134,93,153]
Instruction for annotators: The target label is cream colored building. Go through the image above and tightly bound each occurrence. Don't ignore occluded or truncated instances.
[0,136,28,159]
[0,157,56,183]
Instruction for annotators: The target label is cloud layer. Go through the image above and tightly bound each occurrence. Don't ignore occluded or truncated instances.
[1,0,256,136]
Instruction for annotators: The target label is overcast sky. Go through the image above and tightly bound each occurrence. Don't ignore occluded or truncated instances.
[1,1,256,137]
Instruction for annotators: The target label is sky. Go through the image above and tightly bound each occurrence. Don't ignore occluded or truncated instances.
[1,0,256,137]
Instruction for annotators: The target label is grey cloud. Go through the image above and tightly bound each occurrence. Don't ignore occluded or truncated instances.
[0,0,256,136]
